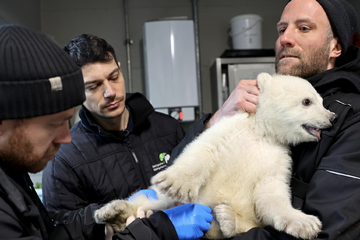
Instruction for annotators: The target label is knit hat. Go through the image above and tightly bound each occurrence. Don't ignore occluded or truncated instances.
[0,24,85,120]
[316,0,358,55]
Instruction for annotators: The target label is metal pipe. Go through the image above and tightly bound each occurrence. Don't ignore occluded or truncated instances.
[123,0,133,92]
[192,0,203,118]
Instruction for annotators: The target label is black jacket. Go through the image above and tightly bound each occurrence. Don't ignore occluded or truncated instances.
[170,46,360,240]
[0,167,104,240]
[42,93,185,211]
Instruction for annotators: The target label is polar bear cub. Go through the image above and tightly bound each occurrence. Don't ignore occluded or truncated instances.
[94,73,336,239]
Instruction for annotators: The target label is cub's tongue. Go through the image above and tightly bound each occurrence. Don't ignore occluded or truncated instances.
[310,127,321,140]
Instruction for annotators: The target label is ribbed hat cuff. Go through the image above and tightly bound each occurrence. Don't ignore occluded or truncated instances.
[0,68,85,120]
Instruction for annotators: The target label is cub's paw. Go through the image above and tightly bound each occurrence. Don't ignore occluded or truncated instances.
[214,202,237,238]
[151,170,200,203]
[273,210,322,239]
[94,200,135,232]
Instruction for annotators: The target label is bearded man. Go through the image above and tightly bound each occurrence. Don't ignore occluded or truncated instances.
[170,0,360,239]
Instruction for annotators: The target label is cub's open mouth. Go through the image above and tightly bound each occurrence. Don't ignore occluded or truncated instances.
[303,124,321,140]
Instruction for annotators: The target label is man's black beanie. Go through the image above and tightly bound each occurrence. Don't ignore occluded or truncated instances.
[0,24,86,120]
[317,0,358,55]
[287,0,358,55]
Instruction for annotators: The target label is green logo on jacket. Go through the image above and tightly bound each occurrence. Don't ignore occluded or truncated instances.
[159,152,170,163]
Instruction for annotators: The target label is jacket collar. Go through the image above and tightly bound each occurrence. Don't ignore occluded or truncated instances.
[307,45,360,96]
[79,92,154,140]
[0,167,28,213]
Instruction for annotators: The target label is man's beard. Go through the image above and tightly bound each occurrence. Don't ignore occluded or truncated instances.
[275,43,330,78]
[0,125,60,173]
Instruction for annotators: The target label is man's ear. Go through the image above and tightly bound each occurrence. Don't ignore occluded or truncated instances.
[117,62,122,72]
[329,37,342,59]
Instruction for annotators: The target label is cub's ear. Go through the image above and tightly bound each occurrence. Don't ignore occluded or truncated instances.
[256,72,272,92]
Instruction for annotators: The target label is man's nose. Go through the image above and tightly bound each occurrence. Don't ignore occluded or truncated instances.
[279,28,295,48]
[54,121,72,144]
[103,81,116,98]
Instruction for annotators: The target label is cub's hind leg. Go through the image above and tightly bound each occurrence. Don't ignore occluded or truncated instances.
[205,202,258,239]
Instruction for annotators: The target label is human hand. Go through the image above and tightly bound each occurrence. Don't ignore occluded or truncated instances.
[164,203,213,240]
[105,223,114,240]
[128,189,158,201]
[125,207,153,226]
[206,79,259,128]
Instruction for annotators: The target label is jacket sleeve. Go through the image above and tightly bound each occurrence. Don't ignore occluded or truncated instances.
[47,204,105,240]
[112,211,178,240]
[227,114,360,240]
[42,153,90,211]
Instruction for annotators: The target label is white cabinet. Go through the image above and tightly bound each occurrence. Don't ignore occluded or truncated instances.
[143,20,199,121]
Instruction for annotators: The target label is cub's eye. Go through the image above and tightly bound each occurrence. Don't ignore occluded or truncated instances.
[302,99,311,106]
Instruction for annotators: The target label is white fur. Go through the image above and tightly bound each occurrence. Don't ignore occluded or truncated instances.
[94,73,335,239]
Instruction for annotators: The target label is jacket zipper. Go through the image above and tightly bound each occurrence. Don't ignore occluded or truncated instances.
[126,141,139,164]
[126,141,148,187]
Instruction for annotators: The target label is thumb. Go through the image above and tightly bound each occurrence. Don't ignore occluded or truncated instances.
[105,223,114,240]
[126,215,136,226]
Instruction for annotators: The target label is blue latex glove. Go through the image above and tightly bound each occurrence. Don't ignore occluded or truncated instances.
[164,203,213,240]
[128,189,158,201]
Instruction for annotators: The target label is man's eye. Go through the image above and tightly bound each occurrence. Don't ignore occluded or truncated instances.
[86,85,98,91]
[278,28,286,35]
[110,76,119,81]
[300,26,310,32]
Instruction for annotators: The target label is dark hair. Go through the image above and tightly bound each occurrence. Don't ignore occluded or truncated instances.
[63,34,119,68]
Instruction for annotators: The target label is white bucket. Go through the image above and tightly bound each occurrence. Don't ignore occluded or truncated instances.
[230,14,262,49]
